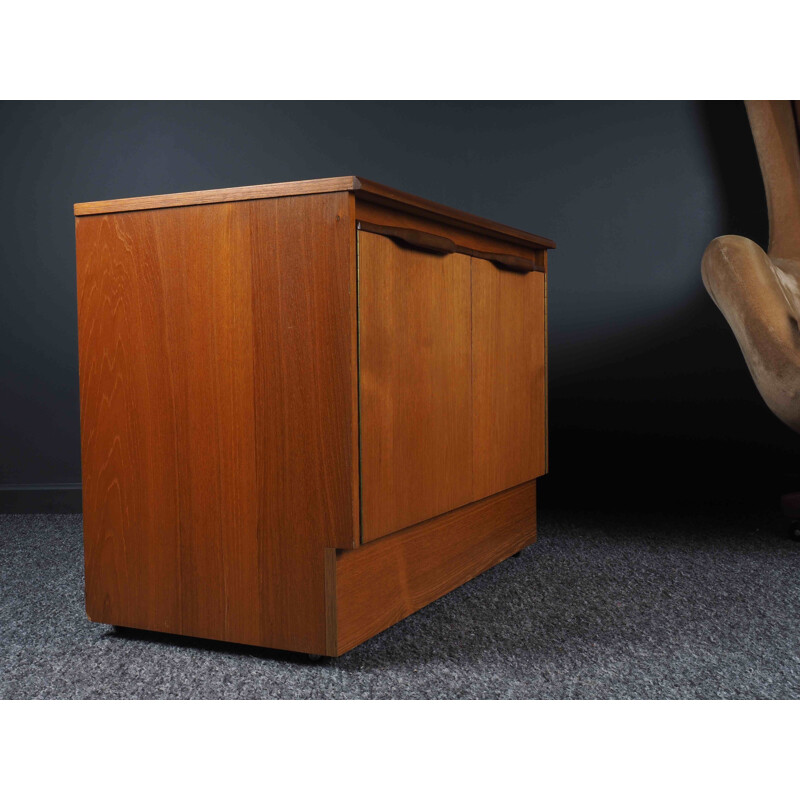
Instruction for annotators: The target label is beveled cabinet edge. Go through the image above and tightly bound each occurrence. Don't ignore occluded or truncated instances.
[354,177,556,250]
[544,252,550,474]
[74,175,556,251]
[73,177,360,217]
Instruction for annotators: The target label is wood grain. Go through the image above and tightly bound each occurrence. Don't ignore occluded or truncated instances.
[458,247,542,274]
[354,177,556,250]
[77,192,357,655]
[358,230,474,542]
[77,177,552,657]
[74,176,359,217]
[333,480,537,655]
[471,256,547,500]
[357,220,456,254]
[76,175,556,252]
[357,220,543,271]
[356,200,547,264]
[544,254,549,473]
[249,193,358,653]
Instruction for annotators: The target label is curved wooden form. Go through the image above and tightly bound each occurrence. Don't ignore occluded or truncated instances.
[357,220,543,273]
[357,220,456,254]
[702,101,800,432]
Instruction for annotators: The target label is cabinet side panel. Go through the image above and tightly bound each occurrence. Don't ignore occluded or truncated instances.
[543,253,549,473]
[249,193,356,653]
[471,260,547,500]
[77,212,177,630]
[76,193,356,655]
[76,205,260,642]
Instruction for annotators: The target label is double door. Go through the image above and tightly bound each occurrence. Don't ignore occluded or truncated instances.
[358,226,547,542]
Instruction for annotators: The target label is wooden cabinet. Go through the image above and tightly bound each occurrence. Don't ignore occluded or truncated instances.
[74,177,554,657]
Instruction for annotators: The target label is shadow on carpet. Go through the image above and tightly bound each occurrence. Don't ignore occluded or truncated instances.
[1,510,798,699]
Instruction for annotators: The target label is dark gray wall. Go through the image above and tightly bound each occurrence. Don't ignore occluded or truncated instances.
[0,101,792,512]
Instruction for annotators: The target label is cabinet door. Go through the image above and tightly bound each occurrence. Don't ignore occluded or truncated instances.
[471,257,547,500]
[358,230,473,542]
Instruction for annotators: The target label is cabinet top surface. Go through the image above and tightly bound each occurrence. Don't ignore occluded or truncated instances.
[73,176,556,250]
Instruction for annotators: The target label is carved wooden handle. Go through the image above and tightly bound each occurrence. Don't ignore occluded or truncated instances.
[358,221,456,254]
[357,220,544,273]
[464,249,541,273]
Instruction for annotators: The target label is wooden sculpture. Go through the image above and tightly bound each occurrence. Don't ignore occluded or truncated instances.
[701,101,800,535]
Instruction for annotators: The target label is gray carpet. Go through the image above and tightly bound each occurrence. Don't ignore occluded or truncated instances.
[1,510,799,699]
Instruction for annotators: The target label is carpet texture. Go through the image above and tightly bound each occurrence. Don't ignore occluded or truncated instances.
[1,510,799,699]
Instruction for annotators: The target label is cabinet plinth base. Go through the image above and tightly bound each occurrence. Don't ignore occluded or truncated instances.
[329,480,537,656]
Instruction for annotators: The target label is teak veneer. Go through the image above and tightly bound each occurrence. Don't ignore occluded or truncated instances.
[75,177,554,657]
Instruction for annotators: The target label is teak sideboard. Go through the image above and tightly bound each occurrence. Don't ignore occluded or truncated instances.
[74,176,555,658]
